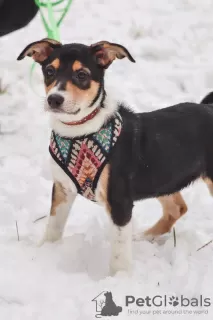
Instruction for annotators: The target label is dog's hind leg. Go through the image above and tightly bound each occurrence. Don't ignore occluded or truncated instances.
[144,192,187,237]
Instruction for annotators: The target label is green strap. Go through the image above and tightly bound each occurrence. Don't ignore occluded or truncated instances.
[57,0,72,27]
[31,0,73,94]
[34,0,73,39]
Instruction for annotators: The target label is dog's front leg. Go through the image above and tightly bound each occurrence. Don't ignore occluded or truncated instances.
[96,165,133,275]
[43,181,77,242]
[110,217,133,275]
[41,159,77,243]
[107,193,133,275]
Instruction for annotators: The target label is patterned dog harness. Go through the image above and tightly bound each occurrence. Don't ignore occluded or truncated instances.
[49,113,123,201]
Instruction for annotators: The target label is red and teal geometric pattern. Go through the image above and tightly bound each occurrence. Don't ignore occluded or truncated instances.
[49,112,123,201]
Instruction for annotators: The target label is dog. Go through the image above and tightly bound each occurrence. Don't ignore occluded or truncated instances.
[18,38,213,275]
[101,292,122,316]
[150,92,213,237]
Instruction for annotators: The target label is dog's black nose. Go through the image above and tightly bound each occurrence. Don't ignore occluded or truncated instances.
[47,94,64,109]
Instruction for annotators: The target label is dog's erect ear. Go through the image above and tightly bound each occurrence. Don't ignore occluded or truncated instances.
[17,38,62,63]
[90,41,135,68]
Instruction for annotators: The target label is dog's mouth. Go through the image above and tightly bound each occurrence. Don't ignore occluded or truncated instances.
[60,106,101,126]
[47,107,81,115]
[66,109,81,115]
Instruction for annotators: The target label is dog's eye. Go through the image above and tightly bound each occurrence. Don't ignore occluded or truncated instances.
[77,70,89,81]
[45,66,55,78]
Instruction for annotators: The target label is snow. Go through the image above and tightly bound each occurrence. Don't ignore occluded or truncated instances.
[0,0,213,319]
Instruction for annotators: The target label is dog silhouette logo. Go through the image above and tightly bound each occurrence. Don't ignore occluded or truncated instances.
[92,291,122,318]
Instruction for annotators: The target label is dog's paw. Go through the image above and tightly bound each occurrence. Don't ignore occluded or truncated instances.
[38,229,62,246]
[110,255,132,276]
[45,230,62,242]
[37,237,46,247]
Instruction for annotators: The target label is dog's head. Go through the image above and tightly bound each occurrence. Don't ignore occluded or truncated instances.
[17,38,135,123]
[104,292,113,300]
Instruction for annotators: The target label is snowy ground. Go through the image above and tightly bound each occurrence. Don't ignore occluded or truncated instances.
[0,0,213,319]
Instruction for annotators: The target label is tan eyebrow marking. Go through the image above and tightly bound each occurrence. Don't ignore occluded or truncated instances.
[72,60,83,71]
[72,60,91,74]
[51,58,60,69]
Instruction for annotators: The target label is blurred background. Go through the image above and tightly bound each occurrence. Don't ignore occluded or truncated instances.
[0,1,213,319]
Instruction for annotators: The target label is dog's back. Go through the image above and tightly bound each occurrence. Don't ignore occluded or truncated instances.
[201,92,213,105]
[109,102,213,201]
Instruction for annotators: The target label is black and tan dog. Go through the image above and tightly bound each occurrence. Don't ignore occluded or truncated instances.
[18,38,213,274]
[148,92,213,238]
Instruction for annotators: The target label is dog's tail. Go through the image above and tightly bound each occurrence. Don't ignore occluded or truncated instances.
[200,92,213,104]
